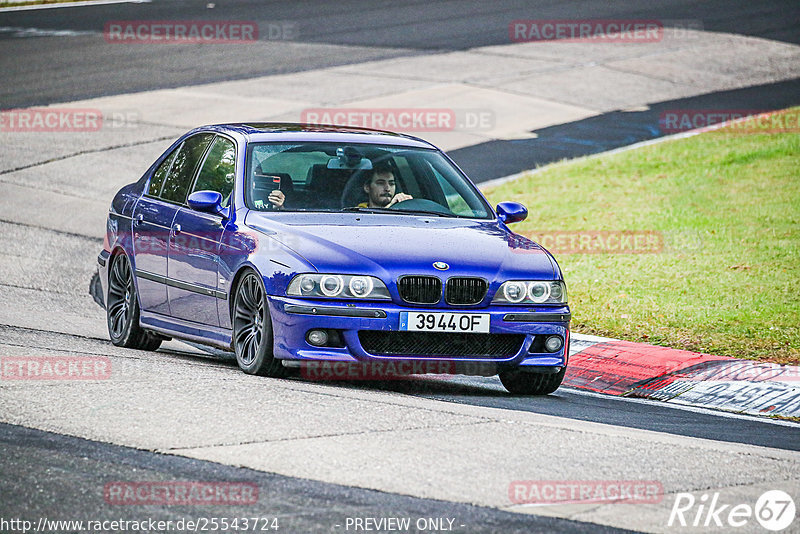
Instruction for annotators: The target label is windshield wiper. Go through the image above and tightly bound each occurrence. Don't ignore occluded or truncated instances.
[398,209,460,218]
[341,206,401,214]
[341,206,459,218]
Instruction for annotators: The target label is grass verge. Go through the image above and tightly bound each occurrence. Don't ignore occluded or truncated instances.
[483,108,800,364]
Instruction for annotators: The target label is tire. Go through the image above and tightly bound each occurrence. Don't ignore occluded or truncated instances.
[106,253,162,351]
[498,366,566,395]
[232,270,286,377]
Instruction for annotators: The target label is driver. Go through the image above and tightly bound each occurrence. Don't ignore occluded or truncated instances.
[358,164,413,208]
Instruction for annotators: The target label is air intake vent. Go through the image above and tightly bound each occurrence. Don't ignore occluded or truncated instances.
[359,331,525,358]
[445,277,488,305]
[398,276,441,304]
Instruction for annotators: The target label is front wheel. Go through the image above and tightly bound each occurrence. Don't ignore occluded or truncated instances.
[232,271,286,377]
[498,366,566,395]
[106,253,162,351]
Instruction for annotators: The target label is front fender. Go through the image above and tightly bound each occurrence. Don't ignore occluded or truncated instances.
[218,226,315,329]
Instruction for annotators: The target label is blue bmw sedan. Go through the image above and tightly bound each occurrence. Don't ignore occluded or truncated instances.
[98,123,571,394]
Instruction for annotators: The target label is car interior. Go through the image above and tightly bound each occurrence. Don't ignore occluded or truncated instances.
[248,143,489,218]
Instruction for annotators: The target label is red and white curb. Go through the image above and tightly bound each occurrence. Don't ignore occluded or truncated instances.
[567,333,800,419]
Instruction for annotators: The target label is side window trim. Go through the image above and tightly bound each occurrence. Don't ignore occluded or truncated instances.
[157,132,215,206]
[189,134,219,196]
[182,133,216,205]
[146,143,182,199]
[188,133,238,197]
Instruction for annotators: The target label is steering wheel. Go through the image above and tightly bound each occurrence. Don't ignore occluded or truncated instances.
[389,198,453,215]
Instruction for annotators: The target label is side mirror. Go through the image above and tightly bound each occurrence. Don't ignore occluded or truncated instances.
[496,201,528,224]
[188,190,224,215]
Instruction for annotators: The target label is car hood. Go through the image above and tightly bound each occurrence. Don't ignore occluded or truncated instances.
[246,212,558,282]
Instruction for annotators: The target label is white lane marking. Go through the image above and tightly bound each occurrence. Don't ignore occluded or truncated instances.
[563,386,800,428]
[0,0,149,13]
[571,332,616,343]
[0,26,95,37]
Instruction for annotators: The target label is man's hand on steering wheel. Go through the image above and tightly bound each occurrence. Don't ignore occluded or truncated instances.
[386,193,413,208]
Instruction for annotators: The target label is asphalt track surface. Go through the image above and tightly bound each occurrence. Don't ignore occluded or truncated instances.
[1,1,799,532]
[2,0,799,180]
[2,0,799,108]
[1,324,798,531]
[1,423,632,534]
[453,78,800,180]
[178,340,800,452]
[342,376,800,452]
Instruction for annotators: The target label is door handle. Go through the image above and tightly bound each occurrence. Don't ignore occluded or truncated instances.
[134,213,143,227]
[173,224,182,235]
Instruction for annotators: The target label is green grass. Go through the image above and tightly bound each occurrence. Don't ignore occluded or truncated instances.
[483,107,800,364]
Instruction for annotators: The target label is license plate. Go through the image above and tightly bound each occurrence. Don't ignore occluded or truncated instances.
[399,312,490,333]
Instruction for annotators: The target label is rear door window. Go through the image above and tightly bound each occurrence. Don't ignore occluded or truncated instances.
[148,148,179,197]
[160,133,214,204]
[192,136,236,207]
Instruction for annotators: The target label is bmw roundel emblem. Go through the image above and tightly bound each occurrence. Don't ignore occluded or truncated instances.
[433,261,449,271]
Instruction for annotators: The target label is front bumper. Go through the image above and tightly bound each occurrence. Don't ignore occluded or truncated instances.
[268,296,570,370]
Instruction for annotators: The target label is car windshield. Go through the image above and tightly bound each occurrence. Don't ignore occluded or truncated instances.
[245,142,492,218]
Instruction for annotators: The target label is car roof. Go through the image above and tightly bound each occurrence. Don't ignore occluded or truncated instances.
[197,123,437,149]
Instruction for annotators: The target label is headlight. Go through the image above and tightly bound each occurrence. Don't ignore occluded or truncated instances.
[320,275,343,296]
[348,276,374,297]
[492,281,567,304]
[502,281,527,303]
[527,281,550,303]
[287,274,391,300]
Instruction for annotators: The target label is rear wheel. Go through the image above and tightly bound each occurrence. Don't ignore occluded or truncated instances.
[499,366,566,395]
[106,253,162,351]
[232,271,286,377]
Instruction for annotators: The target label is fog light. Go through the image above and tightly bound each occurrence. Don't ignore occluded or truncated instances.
[307,329,329,347]
[544,335,563,352]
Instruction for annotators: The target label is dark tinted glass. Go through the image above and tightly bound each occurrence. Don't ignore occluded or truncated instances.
[246,142,491,217]
[160,133,214,203]
[148,148,178,197]
[192,136,236,208]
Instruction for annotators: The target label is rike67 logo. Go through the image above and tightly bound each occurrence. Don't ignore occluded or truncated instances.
[669,490,796,531]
